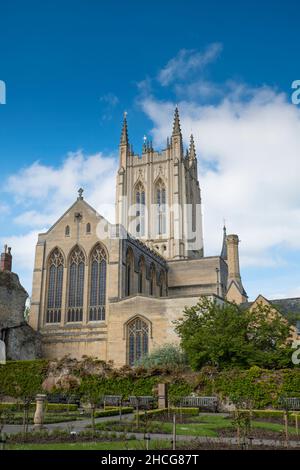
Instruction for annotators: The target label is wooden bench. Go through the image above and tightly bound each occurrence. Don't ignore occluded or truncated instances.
[47,393,80,406]
[279,397,300,410]
[102,395,122,408]
[128,396,155,410]
[179,396,219,412]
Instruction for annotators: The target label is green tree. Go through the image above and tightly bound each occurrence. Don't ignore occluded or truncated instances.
[175,298,293,370]
[0,361,47,434]
[79,376,103,433]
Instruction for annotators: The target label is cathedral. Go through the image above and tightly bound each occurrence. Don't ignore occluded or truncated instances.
[29,108,247,367]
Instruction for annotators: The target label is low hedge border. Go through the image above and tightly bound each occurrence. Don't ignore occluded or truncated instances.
[252,409,300,419]
[94,407,133,418]
[137,407,199,418]
[0,402,78,413]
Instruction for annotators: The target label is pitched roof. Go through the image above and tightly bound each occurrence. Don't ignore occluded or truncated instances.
[241,296,300,327]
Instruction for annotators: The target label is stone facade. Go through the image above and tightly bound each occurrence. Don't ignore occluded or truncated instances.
[29,109,247,367]
[0,266,41,360]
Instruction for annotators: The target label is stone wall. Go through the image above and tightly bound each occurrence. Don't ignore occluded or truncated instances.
[0,270,41,360]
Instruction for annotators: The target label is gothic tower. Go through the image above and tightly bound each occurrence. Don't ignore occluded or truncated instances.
[115,108,204,260]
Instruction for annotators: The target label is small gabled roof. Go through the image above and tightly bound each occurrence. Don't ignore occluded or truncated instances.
[241,295,300,327]
[39,193,109,236]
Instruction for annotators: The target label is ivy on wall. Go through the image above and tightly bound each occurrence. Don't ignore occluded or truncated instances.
[0,360,300,410]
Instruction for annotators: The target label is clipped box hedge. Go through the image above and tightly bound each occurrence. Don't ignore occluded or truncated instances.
[46,403,78,412]
[252,409,300,419]
[94,407,133,418]
[0,402,78,413]
[137,407,199,418]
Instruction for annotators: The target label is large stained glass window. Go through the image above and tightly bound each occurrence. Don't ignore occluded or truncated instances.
[138,257,145,294]
[125,248,134,297]
[135,183,145,236]
[89,244,107,321]
[67,246,85,322]
[46,248,64,323]
[156,180,166,235]
[149,264,156,296]
[127,317,149,366]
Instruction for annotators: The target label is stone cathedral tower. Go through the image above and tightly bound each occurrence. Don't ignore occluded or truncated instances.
[29,107,247,365]
[116,108,204,260]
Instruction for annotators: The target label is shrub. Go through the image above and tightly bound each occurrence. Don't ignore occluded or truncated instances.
[94,407,133,418]
[135,344,187,370]
[46,403,78,412]
[137,407,199,418]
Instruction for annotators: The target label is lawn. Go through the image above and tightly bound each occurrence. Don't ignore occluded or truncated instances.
[95,413,299,437]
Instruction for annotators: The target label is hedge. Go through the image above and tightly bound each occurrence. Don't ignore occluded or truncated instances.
[94,407,133,418]
[137,407,199,418]
[2,360,300,411]
[252,410,300,419]
[0,402,78,412]
[199,366,300,409]
[0,360,48,400]
[46,403,78,412]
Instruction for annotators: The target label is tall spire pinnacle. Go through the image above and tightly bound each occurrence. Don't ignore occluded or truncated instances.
[120,111,129,146]
[189,134,196,159]
[221,223,227,260]
[172,106,182,136]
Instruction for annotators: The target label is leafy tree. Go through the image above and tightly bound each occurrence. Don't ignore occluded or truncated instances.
[175,297,293,370]
[0,360,47,433]
[79,376,103,433]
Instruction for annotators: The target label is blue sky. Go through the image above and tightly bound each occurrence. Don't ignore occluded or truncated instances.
[0,0,300,299]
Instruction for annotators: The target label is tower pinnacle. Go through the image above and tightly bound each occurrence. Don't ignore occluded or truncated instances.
[221,224,227,260]
[172,106,182,136]
[120,111,129,146]
[189,134,196,159]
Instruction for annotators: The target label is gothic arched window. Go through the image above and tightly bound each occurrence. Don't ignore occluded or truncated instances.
[46,248,64,323]
[125,248,134,297]
[89,244,107,321]
[67,246,85,322]
[86,223,91,234]
[127,317,149,366]
[65,225,70,236]
[158,270,166,297]
[135,183,145,236]
[149,264,156,296]
[138,257,145,294]
[155,180,166,235]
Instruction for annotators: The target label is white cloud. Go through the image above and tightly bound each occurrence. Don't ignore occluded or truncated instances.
[99,92,119,121]
[157,43,222,86]
[3,151,118,293]
[0,201,10,215]
[140,87,300,268]
[0,230,42,293]
[6,150,118,228]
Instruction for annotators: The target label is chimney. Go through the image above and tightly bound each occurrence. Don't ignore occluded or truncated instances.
[225,234,248,304]
[226,235,241,284]
[0,245,12,272]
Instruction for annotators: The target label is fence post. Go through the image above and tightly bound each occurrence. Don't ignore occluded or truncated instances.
[284,410,289,448]
[172,412,176,450]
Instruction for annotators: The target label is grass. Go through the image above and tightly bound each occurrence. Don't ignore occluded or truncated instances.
[6,440,172,451]
[155,415,232,437]
[94,413,299,438]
